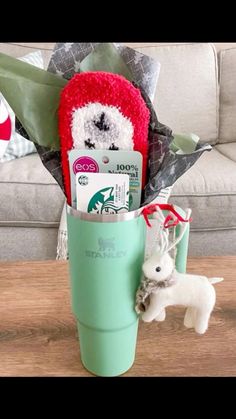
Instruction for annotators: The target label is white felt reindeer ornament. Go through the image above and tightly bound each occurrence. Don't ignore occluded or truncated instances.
[136,207,223,334]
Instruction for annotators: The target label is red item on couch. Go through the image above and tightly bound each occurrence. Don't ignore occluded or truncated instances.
[0,99,11,158]
[59,71,150,205]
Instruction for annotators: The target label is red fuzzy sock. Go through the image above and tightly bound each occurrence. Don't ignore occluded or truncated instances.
[59,71,150,205]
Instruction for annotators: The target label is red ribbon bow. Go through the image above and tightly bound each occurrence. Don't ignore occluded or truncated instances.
[141,203,192,228]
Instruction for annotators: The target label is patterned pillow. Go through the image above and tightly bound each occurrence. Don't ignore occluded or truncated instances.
[0,50,44,163]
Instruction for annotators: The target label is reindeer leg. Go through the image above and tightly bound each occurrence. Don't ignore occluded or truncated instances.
[184,307,195,328]
[194,308,211,334]
[142,294,165,323]
[155,309,166,321]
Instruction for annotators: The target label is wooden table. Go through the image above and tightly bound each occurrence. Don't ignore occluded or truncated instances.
[0,257,235,376]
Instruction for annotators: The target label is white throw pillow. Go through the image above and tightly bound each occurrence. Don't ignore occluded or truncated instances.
[0,50,44,163]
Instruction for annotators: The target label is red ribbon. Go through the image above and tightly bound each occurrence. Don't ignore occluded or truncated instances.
[141,203,192,228]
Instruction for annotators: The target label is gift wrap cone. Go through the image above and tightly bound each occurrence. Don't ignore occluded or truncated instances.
[66,207,146,377]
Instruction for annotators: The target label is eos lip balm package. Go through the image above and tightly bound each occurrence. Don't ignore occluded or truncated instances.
[69,149,142,211]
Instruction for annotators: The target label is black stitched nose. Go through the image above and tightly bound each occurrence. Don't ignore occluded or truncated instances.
[94,112,110,131]
[109,143,119,150]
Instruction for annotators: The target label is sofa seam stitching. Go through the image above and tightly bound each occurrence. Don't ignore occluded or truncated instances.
[218,48,224,141]
[212,43,220,144]
[5,43,54,51]
[171,193,236,197]
[191,226,236,232]
[0,181,59,186]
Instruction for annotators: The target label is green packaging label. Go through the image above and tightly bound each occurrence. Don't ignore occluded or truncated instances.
[69,150,143,211]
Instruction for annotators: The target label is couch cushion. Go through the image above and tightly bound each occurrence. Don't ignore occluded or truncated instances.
[215,142,236,162]
[135,43,219,145]
[219,47,236,143]
[0,226,58,260]
[171,146,236,231]
[188,229,236,256]
[0,154,65,227]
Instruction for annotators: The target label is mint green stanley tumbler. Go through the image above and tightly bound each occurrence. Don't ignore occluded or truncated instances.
[67,206,146,377]
[66,205,190,377]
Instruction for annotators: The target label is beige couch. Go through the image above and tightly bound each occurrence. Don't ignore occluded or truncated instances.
[0,42,236,260]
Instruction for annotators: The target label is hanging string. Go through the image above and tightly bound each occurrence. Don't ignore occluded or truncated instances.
[142,204,192,263]
[173,225,177,263]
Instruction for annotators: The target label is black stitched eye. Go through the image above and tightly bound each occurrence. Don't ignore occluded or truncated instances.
[156,267,161,272]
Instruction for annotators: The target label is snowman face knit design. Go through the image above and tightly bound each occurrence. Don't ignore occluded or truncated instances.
[71,103,134,152]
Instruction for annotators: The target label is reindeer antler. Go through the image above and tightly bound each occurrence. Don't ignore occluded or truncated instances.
[142,204,192,257]
[153,207,170,254]
[165,208,192,254]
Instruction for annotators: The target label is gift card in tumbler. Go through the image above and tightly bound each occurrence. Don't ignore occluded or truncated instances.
[76,172,130,214]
